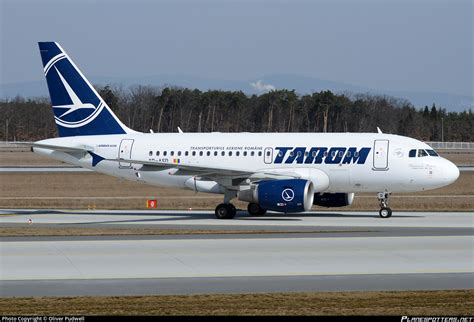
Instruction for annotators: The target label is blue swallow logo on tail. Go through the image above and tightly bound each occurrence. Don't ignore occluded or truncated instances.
[39,42,135,137]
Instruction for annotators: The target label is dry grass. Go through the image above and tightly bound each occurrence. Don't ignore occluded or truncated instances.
[0,227,358,237]
[0,290,472,315]
[1,150,473,211]
[438,151,474,165]
[1,172,473,210]
[0,151,64,166]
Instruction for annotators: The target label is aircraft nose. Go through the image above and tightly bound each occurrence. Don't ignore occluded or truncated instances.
[443,160,460,184]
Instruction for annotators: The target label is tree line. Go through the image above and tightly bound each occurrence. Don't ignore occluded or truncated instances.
[1,86,472,142]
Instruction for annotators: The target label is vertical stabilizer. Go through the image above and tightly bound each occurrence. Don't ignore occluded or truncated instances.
[38,42,136,137]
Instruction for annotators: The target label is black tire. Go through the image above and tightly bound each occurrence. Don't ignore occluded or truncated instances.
[379,207,392,218]
[247,203,267,216]
[215,203,236,219]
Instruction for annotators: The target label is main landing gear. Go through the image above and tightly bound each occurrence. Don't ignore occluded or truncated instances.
[377,192,392,218]
[247,202,267,216]
[215,190,237,219]
[215,203,236,219]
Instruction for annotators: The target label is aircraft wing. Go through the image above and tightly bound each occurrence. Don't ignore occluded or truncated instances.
[108,158,301,181]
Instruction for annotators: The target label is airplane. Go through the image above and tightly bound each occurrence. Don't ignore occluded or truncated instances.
[29,42,460,219]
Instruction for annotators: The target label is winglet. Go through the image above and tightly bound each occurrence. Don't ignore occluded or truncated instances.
[88,151,105,167]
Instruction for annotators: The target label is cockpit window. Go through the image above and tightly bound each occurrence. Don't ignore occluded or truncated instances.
[426,149,439,157]
[418,149,428,157]
[409,149,416,158]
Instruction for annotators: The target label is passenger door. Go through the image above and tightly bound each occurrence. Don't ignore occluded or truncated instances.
[119,139,134,168]
[373,140,389,170]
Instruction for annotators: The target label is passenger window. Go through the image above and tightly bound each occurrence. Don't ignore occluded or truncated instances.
[258,151,262,157]
[418,149,428,157]
[312,151,317,157]
[251,151,255,156]
[221,151,225,156]
[178,151,181,156]
[331,151,336,157]
[323,151,328,157]
[163,151,167,156]
[304,151,309,157]
[289,151,294,157]
[236,151,240,156]
[338,151,343,157]
[409,149,416,158]
[207,151,210,156]
[354,152,359,157]
[199,151,203,156]
[346,151,351,157]
[185,151,189,156]
[192,151,196,156]
[170,151,174,156]
[266,151,271,156]
[149,151,153,156]
[244,151,248,156]
[229,151,233,156]
[156,151,160,156]
[296,151,301,157]
[214,151,218,156]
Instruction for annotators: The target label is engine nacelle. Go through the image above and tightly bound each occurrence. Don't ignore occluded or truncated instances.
[238,179,314,213]
[313,193,355,207]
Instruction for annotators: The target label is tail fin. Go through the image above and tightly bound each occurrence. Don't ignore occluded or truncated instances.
[38,42,135,137]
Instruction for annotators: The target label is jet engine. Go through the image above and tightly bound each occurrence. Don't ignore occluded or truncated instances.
[313,192,355,207]
[238,179,314,213]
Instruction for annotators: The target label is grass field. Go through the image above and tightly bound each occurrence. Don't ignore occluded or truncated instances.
[1,290,472,315]
[1,150,473,210]
[1,171,473,210]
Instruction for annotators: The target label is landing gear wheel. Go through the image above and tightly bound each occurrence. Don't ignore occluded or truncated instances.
[379,207,392,218]
[215,203,236,219]
[247,203,267,216]
[377,192,393,219]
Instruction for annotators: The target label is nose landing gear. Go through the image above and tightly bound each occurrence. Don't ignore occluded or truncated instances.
[377,192,392,218]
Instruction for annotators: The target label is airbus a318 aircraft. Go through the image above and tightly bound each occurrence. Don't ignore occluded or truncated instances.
[30,42,460,219]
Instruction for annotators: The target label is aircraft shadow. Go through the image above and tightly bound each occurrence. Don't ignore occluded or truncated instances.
[1,209,423,225]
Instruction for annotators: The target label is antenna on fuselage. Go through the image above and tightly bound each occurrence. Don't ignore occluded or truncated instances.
[177,127,183,134]
[377,127,383,134]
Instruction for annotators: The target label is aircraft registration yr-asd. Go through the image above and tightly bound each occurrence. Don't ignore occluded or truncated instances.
[30,42,460,219]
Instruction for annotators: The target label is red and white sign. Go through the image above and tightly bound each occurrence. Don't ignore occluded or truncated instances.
[147,199,157,209]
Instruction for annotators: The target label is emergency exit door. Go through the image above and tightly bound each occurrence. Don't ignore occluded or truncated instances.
[373,140,389,170]
[264,148,273,164]
[119,139,134,168]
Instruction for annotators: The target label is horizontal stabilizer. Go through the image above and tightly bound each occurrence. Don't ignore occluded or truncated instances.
[17,142,92,153]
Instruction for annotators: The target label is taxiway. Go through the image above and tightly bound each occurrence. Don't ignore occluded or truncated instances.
[1,210,472,297]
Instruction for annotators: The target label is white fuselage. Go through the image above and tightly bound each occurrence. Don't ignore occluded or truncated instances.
[34,132,460,195]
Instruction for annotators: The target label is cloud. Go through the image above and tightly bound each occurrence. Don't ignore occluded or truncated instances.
[250,80,275,93]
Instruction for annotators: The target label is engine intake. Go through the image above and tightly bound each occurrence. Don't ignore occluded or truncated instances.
[313,193,354,207]
[238,179,314,213]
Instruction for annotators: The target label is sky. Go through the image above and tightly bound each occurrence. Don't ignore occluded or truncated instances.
[1,0,473,97]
